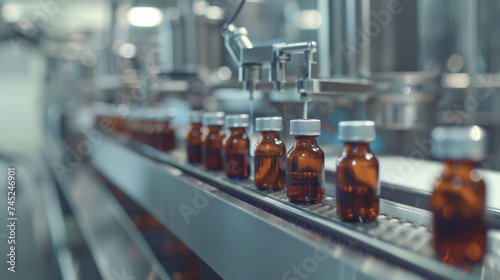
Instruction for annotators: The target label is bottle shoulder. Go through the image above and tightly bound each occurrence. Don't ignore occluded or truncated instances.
[287,145,324,159]
[433,172,486,191]
[336,152,378,167]
[255,140,286,156]
[202,130,225,142]
[223,134,250,152]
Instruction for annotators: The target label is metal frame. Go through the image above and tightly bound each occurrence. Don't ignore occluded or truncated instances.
[90,135,500,279]
[47,160,171,280]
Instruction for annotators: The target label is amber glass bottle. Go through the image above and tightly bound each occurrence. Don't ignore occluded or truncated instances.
[223,114,250,180]
[125,110,136,139]
[185,111,204,163]
[336,121,379,222]
[143,110,157,146]
[94,103,114,132]
[127,110,142,142]
[154,109,176,151]
[254,117,286,190]
[114,104,129,134]
[430,126,487,266]
[136,109,149,144]
[201,112,225,170]
[286,119,325,204]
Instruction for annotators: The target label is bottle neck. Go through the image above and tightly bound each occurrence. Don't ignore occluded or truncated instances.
[442,160,479,176]
[343,142,372,154]
[229,127,247,136]
[207,125,223,133]
[260,131,280,140]
[294,136,319,146]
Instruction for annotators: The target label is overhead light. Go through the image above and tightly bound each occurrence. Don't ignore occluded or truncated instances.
[293,10,322,30]
[127,7,163,27]
[205,6,223,20]
[1,3,24,23]
[118,43,136,59]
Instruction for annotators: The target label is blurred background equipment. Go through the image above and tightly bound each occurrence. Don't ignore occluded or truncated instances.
[1,0,500,279]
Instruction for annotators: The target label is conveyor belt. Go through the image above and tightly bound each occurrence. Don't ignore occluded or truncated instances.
[95,135,500,280]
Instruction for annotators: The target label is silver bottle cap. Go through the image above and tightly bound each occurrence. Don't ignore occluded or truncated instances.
[203,112,225,126]
[338,121,376,142]
[189,110,204,123]
[290,119,321,136]
[431,126,487,161]
[225,114,249,128]
[255,117,283,132]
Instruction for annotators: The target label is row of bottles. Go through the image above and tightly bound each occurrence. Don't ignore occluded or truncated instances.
[185,111,379,216]
[126,108,176,151]
[94,104,176,152]
[185,111,489,266]
[96,104,488,267]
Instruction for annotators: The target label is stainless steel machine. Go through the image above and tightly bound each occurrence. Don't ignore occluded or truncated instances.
[2,0,500,279]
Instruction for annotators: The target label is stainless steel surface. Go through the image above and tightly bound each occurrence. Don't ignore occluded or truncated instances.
[91,135,500,279]
[39,163,78,280]
[90,136,427,280]
[296,78,373,95]
[0,157,62,280]
[290,119,321,136]
[48,162,170,280]
[23,0,500,278]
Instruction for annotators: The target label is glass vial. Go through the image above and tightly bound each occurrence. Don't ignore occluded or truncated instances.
[286,119,325,204]
[201,112,225,170]
[154,109,176,151]
[127,109,143,142]
[430,126,487,265]
[223,114,250,180]
[144,109,157,146]
[254,117,286,190]
[336,121,379,223]
[186,111,204,163]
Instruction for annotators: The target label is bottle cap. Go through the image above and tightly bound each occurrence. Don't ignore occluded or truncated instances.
[203,112,225,126]
[225,114,249,128]
[256,116,283,132]
[431,126,487,161]
[338,121,376,142]
[290,119,321,136]
[189,110,204,123]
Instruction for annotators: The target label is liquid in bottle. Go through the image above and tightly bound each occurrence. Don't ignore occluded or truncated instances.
[223,114,250,180]
[254,117,286,190]
[201,112,225,170]
[430,126,487,266]
[136,109,149,144]
[336,121,379,222]
[186,111,204,163]
[143,109,157,146]
[286,119,325,204]
[154,108,175,151]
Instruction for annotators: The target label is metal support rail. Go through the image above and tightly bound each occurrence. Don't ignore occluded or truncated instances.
[45,157,171,280]
[91,135,500,280]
